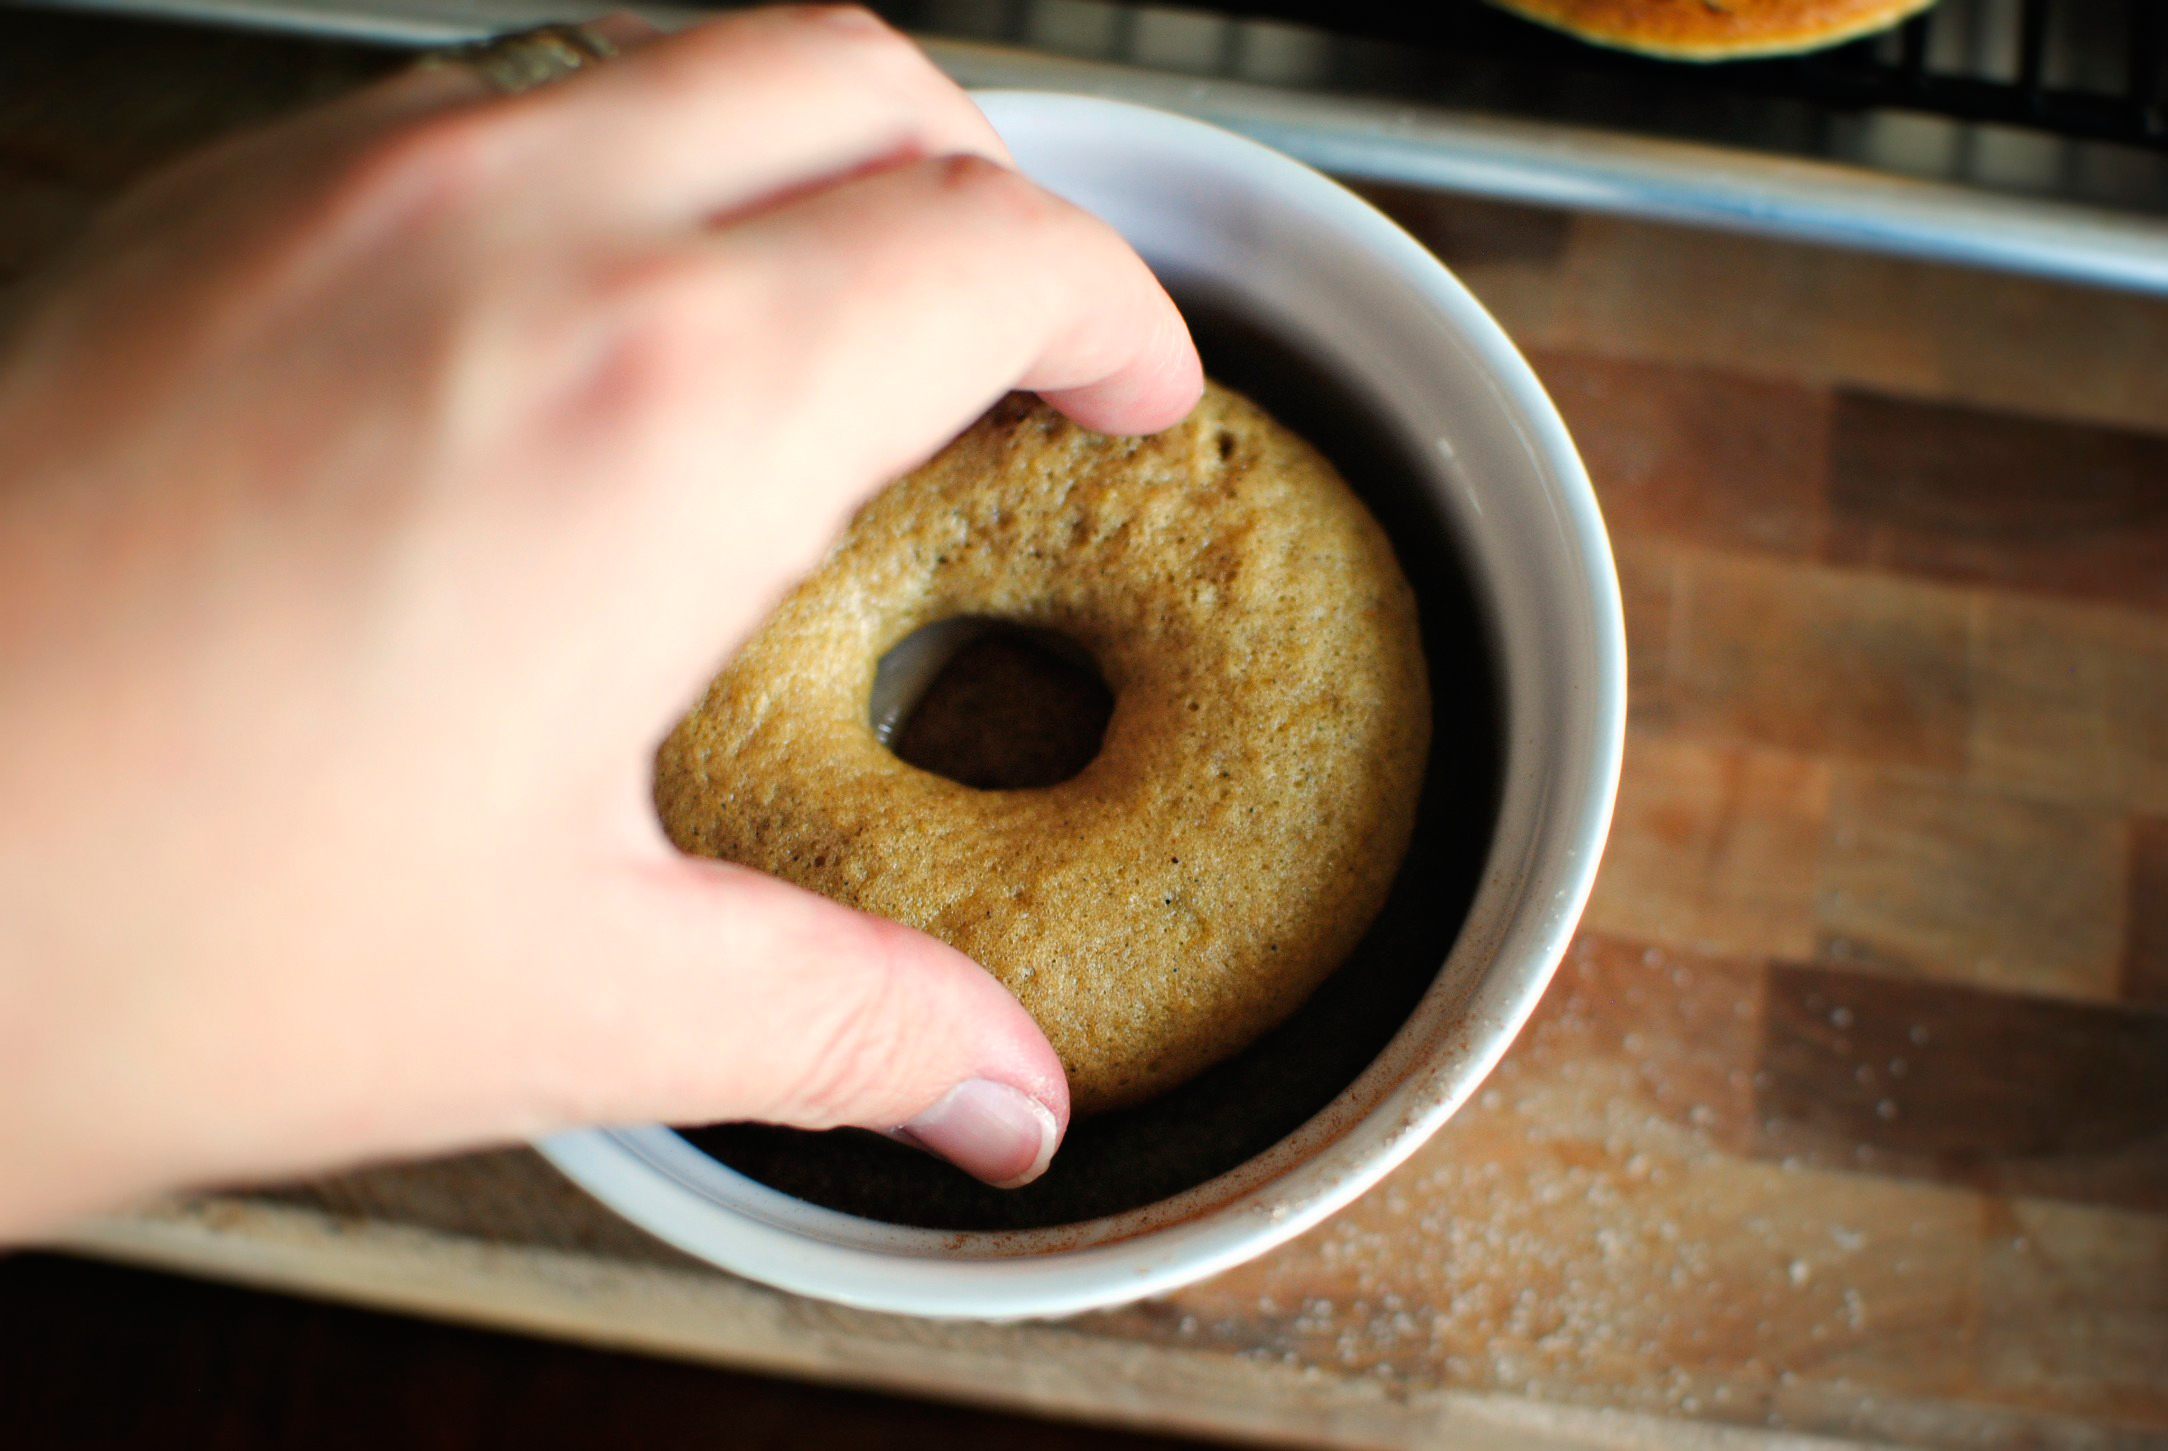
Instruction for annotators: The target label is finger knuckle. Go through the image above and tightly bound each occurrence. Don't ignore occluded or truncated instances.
[933,153,1052,231]
[806,6,928,76]
[688,5,922,94]
[777,4,904,47]
[778,921,926,1126]
[589,249,708,334]
[326,109,505,240]
[658,8,964,164]
[559,252,722,427]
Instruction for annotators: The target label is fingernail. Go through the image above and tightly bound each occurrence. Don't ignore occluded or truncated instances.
[892,1079,1059,1189]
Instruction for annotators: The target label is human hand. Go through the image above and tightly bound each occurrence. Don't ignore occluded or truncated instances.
[0,7,1201,1237]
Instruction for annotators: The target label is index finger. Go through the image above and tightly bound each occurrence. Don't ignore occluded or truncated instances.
[704,151,1198,504]
[597,150,1201,686]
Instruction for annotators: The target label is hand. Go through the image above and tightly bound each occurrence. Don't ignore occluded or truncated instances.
[0,7,1202,1237]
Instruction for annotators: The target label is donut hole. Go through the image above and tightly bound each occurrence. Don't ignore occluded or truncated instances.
[869,617,1113,791]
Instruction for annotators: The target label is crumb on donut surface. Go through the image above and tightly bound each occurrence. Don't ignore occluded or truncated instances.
[653,384,1431,1116]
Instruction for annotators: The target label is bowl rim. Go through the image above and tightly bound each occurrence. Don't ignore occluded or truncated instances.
[538,89,1626,1321]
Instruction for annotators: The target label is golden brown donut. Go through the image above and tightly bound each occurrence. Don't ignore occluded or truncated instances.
[1487,0,1935,60]
[655,384,1430,1115]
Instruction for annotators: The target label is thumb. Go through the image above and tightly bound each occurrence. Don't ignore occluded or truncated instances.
[546,856,1069,1189]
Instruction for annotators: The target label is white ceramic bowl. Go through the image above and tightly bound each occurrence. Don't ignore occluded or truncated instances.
[539,92,1625,1321]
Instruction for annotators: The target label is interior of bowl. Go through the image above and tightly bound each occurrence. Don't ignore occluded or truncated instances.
[674,295,1505,1231]
[539,95,1620,1309]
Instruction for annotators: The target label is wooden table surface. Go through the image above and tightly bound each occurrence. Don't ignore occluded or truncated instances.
[7,12,2166,1450]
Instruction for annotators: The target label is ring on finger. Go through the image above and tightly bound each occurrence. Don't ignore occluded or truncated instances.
[423,22,620,96]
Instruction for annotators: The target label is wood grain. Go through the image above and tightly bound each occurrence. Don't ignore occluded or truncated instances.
[1973,594,2168,816]
[1980,1201,2168,1421]
[1664,550,1977,773]
[2123,817,2168,1006]
[1517,211,2168,437]
[1753,964,2168,1213]
[1532,350,1830,559]
[1815,768,2128,1000]
[1616,537,1679,732]
[1354,185,1570,347]
[1584,735,1829,961]
[1827,391,2168,614]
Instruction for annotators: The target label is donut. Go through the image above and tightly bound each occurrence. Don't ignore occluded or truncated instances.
[654,384,1430,1115]
[1486,0,1935,59]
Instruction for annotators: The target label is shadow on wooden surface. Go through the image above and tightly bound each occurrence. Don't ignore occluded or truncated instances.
[0,1253,1231,1451]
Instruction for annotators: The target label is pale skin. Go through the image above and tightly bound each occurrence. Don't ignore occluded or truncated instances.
[0,7,1203,1238]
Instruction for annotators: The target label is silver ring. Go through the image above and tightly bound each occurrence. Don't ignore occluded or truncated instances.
[426,23,620,95]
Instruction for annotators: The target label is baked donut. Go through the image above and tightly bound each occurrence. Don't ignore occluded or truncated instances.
[1487,0,1935,60]
[655,384,1430,1115]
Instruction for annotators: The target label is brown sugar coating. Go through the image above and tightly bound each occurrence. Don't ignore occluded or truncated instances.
[654,384,1431,1115]
[1486,0,1935,59]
